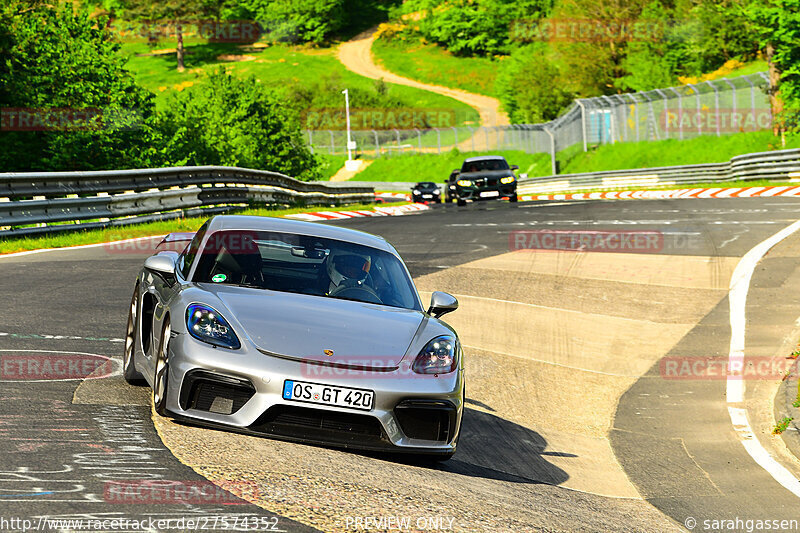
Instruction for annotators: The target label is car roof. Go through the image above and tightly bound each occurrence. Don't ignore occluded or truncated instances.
[204,215,394,253]
[462,155,507,163]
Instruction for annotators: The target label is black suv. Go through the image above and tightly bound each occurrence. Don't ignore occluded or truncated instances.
[411,181,442,203]
[452,155,518,206]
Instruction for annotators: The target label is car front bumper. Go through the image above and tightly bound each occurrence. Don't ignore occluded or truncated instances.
[163,333,464,455]
[456,184,516,201]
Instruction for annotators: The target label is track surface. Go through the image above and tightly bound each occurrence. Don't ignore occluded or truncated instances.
[3,198,800,531]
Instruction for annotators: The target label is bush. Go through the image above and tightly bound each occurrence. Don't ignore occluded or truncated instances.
[0,2,160,171]
[158,70,321,180]
[496,45,574,123]
[395,0,552,57]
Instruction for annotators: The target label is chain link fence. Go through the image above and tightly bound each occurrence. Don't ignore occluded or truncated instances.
[304,72,771,173]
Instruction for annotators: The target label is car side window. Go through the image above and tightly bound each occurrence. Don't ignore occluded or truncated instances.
[180,222,209,279]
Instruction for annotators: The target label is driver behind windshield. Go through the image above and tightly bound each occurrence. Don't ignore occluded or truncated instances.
[326,251,372,294]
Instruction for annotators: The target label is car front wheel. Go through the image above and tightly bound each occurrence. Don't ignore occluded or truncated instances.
[153,318,171,416]
[123,285,145,384]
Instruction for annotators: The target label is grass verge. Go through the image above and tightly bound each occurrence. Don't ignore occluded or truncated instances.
[0,203,384,255]
[120,40,480,125]
[553,131,800,177]
[371,37,499,97]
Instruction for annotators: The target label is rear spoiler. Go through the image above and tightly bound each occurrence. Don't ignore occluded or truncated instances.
[155,232,196,254]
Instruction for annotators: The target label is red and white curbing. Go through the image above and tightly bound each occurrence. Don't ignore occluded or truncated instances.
[284,203,428,222]
[522,185,800,202]
[375,192,411,202]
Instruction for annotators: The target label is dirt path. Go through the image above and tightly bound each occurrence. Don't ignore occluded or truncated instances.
[338,28,509,128]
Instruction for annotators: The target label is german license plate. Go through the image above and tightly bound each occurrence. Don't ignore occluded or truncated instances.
[282,380,374,411]
[422,194,432,198]
[480,191,500,198]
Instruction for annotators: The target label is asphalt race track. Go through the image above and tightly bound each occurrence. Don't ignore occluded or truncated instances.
[3,197,800,531]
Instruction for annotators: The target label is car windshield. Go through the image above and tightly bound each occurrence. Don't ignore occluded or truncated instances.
[192,230,421,310]
[461,159,509,172]
[416,182,436,188]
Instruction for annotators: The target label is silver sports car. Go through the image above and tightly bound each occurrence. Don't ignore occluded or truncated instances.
[124,215,464,459]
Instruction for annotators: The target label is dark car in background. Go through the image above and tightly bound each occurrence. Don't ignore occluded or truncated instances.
[445,169,460,203]
[411,182,442,203]
[452,156,518,206]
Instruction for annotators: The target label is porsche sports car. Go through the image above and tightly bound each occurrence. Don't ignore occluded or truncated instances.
[411,182,441,203]
[124,215,464,459]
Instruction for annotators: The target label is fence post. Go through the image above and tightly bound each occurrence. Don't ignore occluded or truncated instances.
[757,72,771,129]
[723,78,737,131]
[685,83,701,136]
[577,100,588,151]
[654,89,669,139]
[467,126,475,151]
[328,130,335,154]
[415,128,422,153]
[705,80,721,136]
[544,127,556,175]
[669,88,683,140]
[308,130,314,154]
[373,129,380,158]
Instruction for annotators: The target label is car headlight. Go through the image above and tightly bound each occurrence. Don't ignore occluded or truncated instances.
[412,335,458,374]
[456,180,472,187]
[186,303,241,349]
[433,188,440,194]
[500,176,516,184]
[412,189,420,194]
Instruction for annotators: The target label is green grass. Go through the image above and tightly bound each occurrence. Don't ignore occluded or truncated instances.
[551,131,800,177]
[316,154,349,180]
[351,150,550,182]
[725,59,768,78]
[120,40,479,125]
[372,37,499,97]
[0,203,384,255]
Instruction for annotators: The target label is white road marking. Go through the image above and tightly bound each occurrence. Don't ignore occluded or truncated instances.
[0,332,123,343]
[0,235,164,260]
[726,219,800,497]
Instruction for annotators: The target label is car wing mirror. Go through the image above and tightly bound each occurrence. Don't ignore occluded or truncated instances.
[144,253,177,282]
[510,165,519,171]
[428,291,458,318]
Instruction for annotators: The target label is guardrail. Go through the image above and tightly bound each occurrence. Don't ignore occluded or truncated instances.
[0,166,374,237]
[517,149,800,195]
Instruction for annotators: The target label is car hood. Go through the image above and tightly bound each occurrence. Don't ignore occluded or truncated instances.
[209,286,424,368]
[458,170,515,179]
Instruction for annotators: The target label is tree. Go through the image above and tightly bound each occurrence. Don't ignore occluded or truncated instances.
[743,0,800,139]
[121,0,223,71]
[0,2,160,171]
[159,70,321,180]
[496,45,574,123]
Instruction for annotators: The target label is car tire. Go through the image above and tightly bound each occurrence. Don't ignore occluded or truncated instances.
[457,198,466,207]
[509,194,518,203]
[153,317,171,416]
[123,285,145,384]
